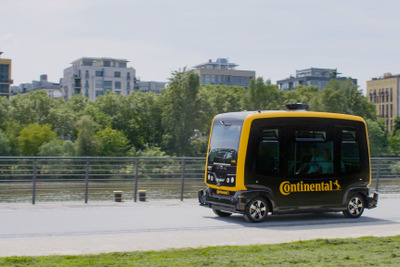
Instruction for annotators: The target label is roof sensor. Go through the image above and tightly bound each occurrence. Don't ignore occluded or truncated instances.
[286,103,309,111]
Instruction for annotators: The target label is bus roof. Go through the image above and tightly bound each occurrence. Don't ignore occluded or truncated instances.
[214,110,366,124]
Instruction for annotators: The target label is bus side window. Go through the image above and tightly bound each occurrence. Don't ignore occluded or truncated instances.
[287,130,334,176]
[341,130,361,173]
[256,129,280,175]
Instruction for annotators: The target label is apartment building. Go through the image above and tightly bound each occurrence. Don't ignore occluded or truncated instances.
[277,68,357,91]
[62,57,136,100]
[193,58,255,88]
[137,81,166,94]
[366,73,400,132]
[11,74,62,98]
[0,52,12,99]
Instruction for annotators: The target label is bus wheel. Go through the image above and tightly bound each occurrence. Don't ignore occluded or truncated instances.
[244,197,269,223]
[212,208,232,217]
[343,194,365,218]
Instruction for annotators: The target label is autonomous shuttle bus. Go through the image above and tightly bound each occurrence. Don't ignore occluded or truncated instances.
[199,104,378,222]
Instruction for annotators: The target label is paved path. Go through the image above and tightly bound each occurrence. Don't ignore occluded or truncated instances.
[0,195,399,256]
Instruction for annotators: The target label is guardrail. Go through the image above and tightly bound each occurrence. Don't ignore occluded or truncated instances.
[0,157,205,204]
[371,157,400,193]
[0,157,399,204]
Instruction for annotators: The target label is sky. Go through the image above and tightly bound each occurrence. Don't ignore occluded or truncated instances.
[1,0,400,92]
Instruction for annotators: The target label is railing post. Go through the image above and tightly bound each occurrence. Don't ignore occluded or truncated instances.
[84,160,90,204]
[375,158,381,192]
[134,158,139,202]
[32,158,37,205]
[180,158,186,201]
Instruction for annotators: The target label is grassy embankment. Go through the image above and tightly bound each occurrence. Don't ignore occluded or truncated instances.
[1,236,399,266]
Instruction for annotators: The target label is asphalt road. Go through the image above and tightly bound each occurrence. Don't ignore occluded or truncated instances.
[0,195,399,256]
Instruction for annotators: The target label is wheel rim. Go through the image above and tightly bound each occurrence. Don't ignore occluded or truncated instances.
[249,200,267,220]
[348,196,363,215]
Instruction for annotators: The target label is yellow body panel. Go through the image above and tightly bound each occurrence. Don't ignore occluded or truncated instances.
[205,110,371,191]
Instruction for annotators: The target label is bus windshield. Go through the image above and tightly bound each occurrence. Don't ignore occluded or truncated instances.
[208,123,242,165]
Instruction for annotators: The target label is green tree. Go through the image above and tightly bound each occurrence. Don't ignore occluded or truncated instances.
[282,85,319,109]
[161,69,201,156]
[242,78,281,111]
[391,116,400,135]
[3,122,23,155]
[0,130,11,155]
[0,96,10,128]
[10,90,56,125]
[48,94,89,141]
[17,124,57,156]
[366,119,388,156]
[129,144,167,157]
[74,116,101,156]
[96,126,130,156]
[388,134,400,156]
[93,91,160,149]
[198,85,245,134]
[313,79,376,119]
[38,139,64,156]
[62,140,75,156]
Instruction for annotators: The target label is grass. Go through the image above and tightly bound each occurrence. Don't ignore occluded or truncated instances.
[1,236,400,266]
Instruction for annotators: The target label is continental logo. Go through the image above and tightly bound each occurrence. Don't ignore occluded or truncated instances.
[280,180,341,196]
[216,189,230,195]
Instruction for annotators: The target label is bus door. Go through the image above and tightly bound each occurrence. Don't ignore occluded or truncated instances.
[280,124,340,209]
[244,123,284,200]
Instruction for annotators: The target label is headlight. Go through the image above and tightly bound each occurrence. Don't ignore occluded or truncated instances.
[231,177,235,183]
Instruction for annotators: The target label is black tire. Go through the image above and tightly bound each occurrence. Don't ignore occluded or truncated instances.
[244,197,269,223]
[212,208,232,217]
[343,193,365,218]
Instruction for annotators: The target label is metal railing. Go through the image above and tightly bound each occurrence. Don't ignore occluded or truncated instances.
[0,157,206,204]
[0,157,399,204]
[370,157,400,194]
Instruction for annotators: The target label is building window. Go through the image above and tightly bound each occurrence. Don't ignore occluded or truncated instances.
[96,90,104,96]
[103,61,111,67]
[391,104,393,117]
[127,72,131,79]
[386,88,389,102]
[390,88,393,102]
[114,71,121,78]
[104,81,112,90]
[82,60,93,66]
[95,71,103,77]
[0,64,10,82]
[85,70,89,78]
[118,62,127,68]
[115,81,121,89]
[85,80,89,88]
[95,79,103,89]
[387,105,389,118]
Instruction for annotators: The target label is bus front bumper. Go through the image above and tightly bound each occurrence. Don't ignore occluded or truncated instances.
[198,188,242,213]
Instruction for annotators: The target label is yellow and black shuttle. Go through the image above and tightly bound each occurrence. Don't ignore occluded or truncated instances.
[199,103,378,222]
